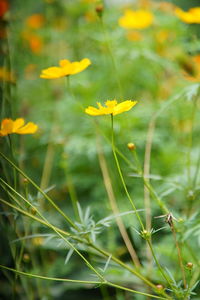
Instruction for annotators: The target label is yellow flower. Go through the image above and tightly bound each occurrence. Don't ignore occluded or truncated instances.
[85,100,137,116]
[175,7,200,24]
[0,118,38,137]
[40,58,91,79]
[119,9,154,29]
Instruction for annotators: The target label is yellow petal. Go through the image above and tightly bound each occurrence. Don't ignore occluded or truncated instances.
[0,119,14,136]
[40,67,67,79]
[16,122,38,134]
[13,118,25,131]
[85,106,103,116]
[113,100,137,115]
[59,59,71,67]
[70,58,91,75]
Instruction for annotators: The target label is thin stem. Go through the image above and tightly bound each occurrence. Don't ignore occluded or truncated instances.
[147,240,173,289]
[107,282,168,300]
[0,265,168,299]
[0,151,78,230]
[0,179,105,282]
[96,132,141,268]
[111,115,144,230]
[170,224,187,289]
[132,150,169,214]
[0,265,102,284]
[0,197,170,299]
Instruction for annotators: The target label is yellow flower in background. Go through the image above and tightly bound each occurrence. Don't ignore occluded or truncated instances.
[85,100,137,116]
[40,58,91,79]
[175,7,200,24]
[0,118,38,137]
[119,9,154,29]
[0,67,15,82]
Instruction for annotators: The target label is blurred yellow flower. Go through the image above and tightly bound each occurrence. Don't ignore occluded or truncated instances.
[0,67,15,82]
[85,100,137,116]
[119,9,154,29]
[175,7,200,24]
[40,58,91,79]
[26,14,45,29]
[0,118,38,137]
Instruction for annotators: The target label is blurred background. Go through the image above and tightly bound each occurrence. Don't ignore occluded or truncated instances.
[0,0,200,299]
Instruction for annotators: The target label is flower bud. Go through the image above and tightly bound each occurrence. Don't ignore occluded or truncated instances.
[156,284,164,291]
[127,142,136,151]
[23,178,29,184]
[23,253,30,262]
[95,4,104,18]
[186,262,193,269]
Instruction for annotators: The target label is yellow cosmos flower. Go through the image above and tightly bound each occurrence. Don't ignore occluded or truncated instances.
[0,118,38,137]
[119,9,154,30]
[175,7,200,24]
[85,100,137,116]
[40,58,91,79]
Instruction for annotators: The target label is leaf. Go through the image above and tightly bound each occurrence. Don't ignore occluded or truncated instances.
[64,248,74,265]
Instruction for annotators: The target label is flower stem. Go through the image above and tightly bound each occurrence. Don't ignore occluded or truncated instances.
[111,114,144,230]
[147,240,173,288]
[170,223,187,289]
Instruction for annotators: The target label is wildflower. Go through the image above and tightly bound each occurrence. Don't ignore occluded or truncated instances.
[119,9,154,30]
[40,58,91,79]
[26,14,45,29]
[85,100,137,116]
[175,7,200,24]
[0,118,38,137]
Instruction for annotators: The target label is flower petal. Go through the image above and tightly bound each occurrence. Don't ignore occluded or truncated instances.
[113,100,137,115]
[13,118,25,131]
[0,119,13,136]
[15,122,38,134]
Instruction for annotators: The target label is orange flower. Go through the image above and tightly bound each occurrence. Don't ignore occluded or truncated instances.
[40,58,91,79]
[22,32,43,54]
[0,118,38,137]
[26,14,45,29]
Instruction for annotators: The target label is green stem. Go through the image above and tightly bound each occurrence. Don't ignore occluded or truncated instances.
[0,151,77,230]
[147,240,173,289]
[111,115,144,230]
[0,180,104,282]
[0,265,169,299]
[0,197,170,299]
[133,150,169,214]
